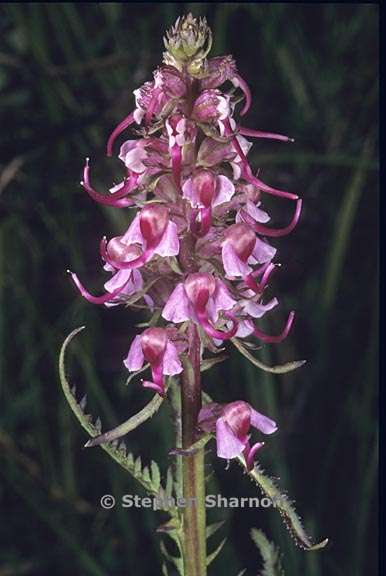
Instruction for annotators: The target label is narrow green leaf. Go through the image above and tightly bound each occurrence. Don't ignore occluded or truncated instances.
[200,354,228,372]
[232,338,306,374]
[206,537,227,566]
[206,520,226,539]
[84,390,164,447]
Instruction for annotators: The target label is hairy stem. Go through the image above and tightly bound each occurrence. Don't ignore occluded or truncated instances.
[181,324,207,576]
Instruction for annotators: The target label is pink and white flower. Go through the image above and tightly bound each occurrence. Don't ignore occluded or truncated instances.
[124,327,183,396]
[162,273,238,340]
[198,400,277,470]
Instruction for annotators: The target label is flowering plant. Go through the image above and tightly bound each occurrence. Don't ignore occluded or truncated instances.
[60,14,327,575]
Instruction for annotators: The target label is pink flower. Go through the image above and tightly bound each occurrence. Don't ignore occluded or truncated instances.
[124,327,183,396]
[222,223,276,278]
[102,204,179,270]
[200,55,237,90]
[198,400,277,470]
[192,89,230,131]
[154,65,187,99]
[182,169,235,236]
[162,273,238,340]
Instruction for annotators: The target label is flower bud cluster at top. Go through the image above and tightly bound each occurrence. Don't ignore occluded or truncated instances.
[68,14,302,466]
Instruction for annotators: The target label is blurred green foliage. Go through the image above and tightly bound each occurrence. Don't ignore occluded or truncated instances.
[0,3,378,576]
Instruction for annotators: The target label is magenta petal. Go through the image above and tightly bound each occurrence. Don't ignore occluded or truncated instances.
[245,442,265,470]
[222,242,252,277]
[242,297,278,319]
[104,269,133,293]
[106,112,134,157]
[245,200,270,223]
[162,341,183,375]
[162,284,192,323]
[250,409,278,435]
[213,175,235,207]
[207,280,237,323]
[154,221,180,257]
[142,380,165,396]
[124,336,144,371]
[251,237,277,264]
[182,177,199,206]
[121,214,143,245]
[235,319,255,338]
[216,418,246,459]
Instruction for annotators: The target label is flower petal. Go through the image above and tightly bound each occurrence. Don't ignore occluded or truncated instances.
[235,319,255,338]
[162,283,192,323]
[213,175,235,207]
[124,335,144,371]
[250,237,277,263]
[154,221,180,257]
[121,214,143,245]
[162,341,183,375]
[242,297,278,318]
[222,242,252,277]
[216,418,246,459]
[250,409,278,434]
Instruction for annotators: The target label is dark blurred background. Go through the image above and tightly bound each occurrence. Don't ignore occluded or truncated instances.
[0,3,379,576]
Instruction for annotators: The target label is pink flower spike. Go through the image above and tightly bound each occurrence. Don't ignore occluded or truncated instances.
[232,73,252,116]
[240,199,303,237]
[67,269,131,304]
[239,126,294,143]
[106,112,135,157]
[81,159,136,207]
[252,311,295,344]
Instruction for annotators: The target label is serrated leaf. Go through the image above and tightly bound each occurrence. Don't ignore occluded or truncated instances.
[251,528,285,576]
[206,537,227,566]
[236,457,328,551]
[58,327,167,498]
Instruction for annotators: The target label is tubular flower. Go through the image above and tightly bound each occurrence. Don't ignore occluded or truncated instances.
[221,222,276,278]
[162,273,237,340]
[124,327,183,396]
[198,401,277,470]
[183,169,235,236]
[69,13,302,408]
[101,204,179,271]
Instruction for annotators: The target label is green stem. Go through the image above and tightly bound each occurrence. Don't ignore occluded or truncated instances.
[181,324,207,576]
